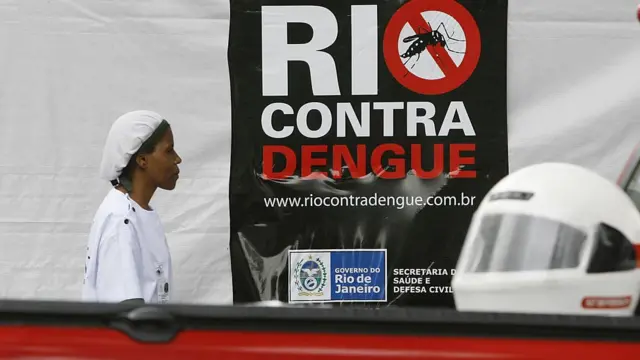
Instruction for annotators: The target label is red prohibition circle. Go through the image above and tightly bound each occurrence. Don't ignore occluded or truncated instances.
[383,0,481,95]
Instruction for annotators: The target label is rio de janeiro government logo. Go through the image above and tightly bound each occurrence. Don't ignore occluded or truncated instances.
[293,255,328,297]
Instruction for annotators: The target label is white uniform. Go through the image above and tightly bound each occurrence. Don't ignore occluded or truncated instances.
[82,188,172,304]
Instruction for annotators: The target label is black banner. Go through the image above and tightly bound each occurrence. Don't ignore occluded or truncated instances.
[228,0,508,307]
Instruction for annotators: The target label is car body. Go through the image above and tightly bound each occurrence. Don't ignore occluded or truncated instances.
[0,301,640,359]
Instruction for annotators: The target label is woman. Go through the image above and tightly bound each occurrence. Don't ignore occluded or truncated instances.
[82,110,182,304]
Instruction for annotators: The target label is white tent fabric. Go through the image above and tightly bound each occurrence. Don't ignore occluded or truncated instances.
[0,0,638,303]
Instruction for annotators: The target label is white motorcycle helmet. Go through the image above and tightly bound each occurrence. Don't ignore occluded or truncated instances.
[452,162,640,317]
[618,142,640,212]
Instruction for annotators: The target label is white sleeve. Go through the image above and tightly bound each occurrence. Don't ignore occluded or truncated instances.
[95,216,144,303]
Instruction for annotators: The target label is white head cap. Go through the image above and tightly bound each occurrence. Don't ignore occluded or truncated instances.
[99,110,166,182]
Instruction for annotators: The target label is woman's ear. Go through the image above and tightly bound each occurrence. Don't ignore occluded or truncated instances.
[136,154,149,169]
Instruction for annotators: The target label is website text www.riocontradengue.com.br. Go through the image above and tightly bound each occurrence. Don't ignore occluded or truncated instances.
[264,193,476,210]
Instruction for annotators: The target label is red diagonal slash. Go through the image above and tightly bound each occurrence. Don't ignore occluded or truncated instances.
[407,13,457,76]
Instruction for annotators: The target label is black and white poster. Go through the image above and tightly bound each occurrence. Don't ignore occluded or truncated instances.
[228,0,509,307]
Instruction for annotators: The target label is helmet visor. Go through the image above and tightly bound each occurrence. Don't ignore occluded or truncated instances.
[464,213,588,273]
